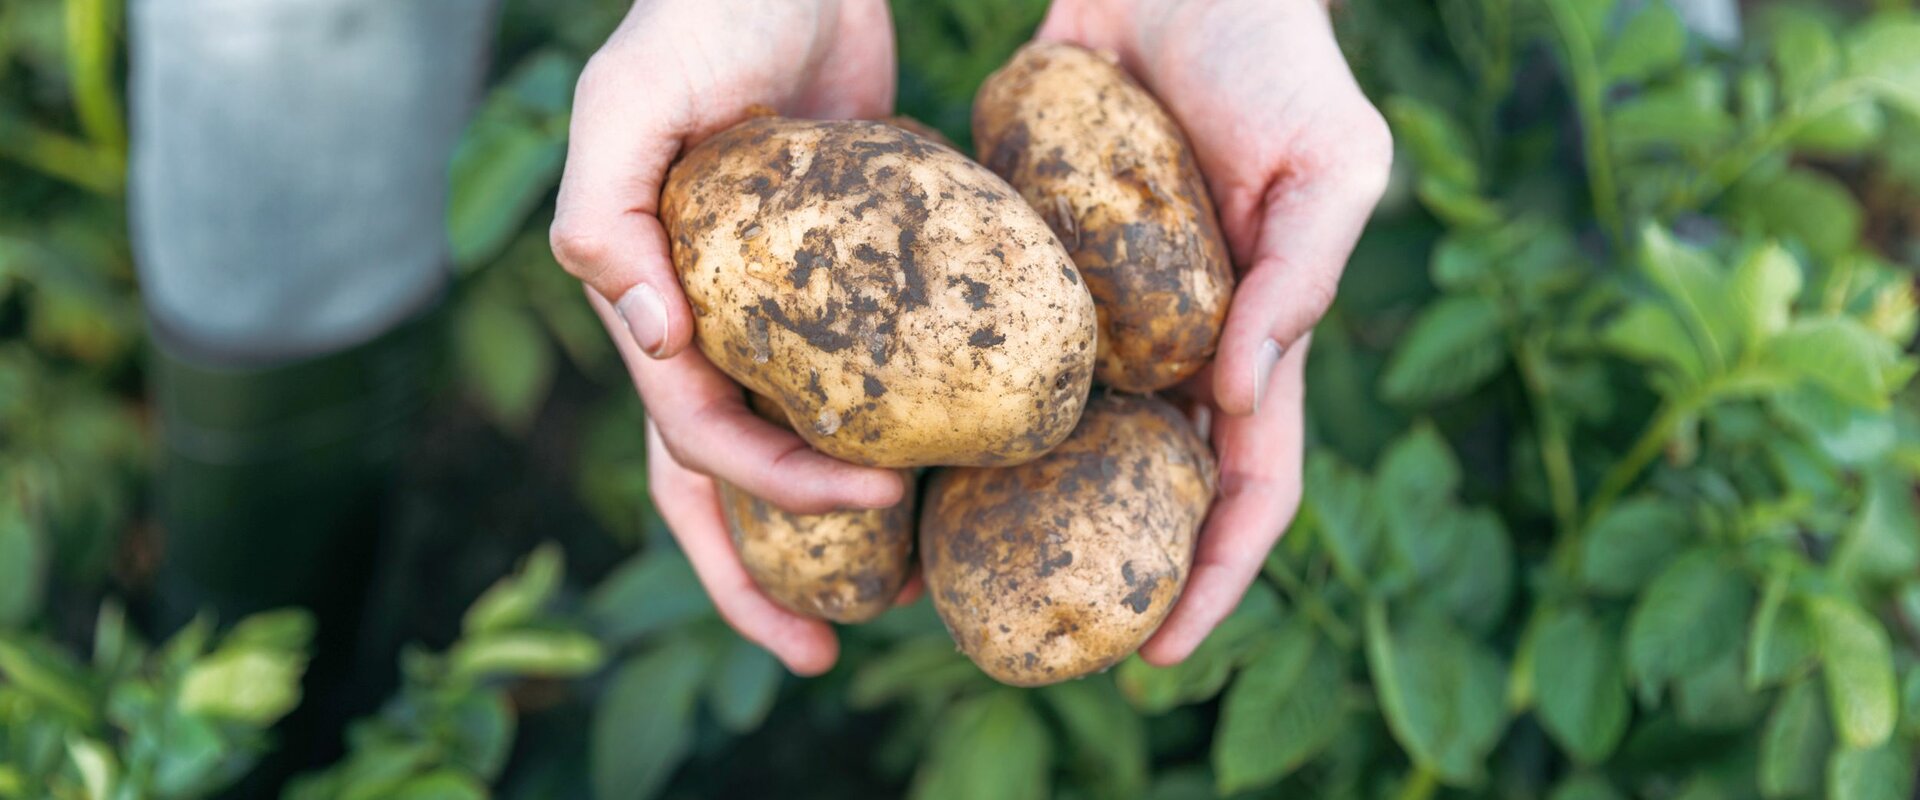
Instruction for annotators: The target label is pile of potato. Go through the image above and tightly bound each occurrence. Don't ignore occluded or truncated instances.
[660,42,1231,686]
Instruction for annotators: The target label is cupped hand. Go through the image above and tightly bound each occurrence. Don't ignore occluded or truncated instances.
[555,0,906,673]
[1036,0,1393,664]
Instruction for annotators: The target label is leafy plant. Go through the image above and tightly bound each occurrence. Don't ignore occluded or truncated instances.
[0,605,311,798]
[286,545,603,799]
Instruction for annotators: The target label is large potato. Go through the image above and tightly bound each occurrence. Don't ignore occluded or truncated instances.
[662,117,1097,468]
[719,394,916,624]
[920,394,1215,686]
[974,42,1234,392]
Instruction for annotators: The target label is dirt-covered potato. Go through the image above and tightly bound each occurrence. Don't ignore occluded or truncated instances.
[719,479,915,624]
[974,42,1234,392]
[920,393,1216,686]
[719,393,916,623]
[663,117,1097,468]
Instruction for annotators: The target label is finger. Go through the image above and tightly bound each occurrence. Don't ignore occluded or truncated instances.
[792,0,897,119]
[1210,112,1391,417]
[1139,338,1308,666]
[893,569,924,607]
[647,422,839,675]
[549,52,697,360]
[590,290,905,512]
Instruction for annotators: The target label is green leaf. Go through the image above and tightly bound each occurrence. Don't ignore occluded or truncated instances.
[1832,467,1920,584]
[1365,603,1508,785]
[850,637,981,709]
[1827,741,1914,800]
[448,119,565,269]
[1384,96,1479,188]
[448,630,603,682]
[222,609,316,652]
[1730,169,1863,259]
[1600,0,1684,83]
[1376,423,1462,588]
[444,691,514,780]
[1116,583,1282,713]
[1791,100,1884,155]
[1748,573,1818,689]
[1601,301,1708,384]
[1414,176,1504,228]
[65,735,116,800]
[912,692,1051,800]
[1580,496,1690,597]
[1772,388,1899,468]
[1042,678,1148,800]
[1804,595,1897,748]
[1625,550,1752,704]
[1213,622,1345,793]
[1638,226,1738,373]
[1380,293,1508,406]
[1765,317,1910,410]
[588,550,713,645]
[464,543,564,635]
[391,770,489,800]
[1533,607,1629,764]
[1759,679,1831,799]
[1551,773,1627,800]
[0,500,44,627]
[1728,244,1802,349]
[1429,508,1513,634]
[592,644,709,800]
[177,649,305,724]
[1304,453,1381,590]
[1904,662,1920,740]
[1673,652,1768,731]
[1846,15,1920,115]
[706,637,781,734]
[1769,9,1840,100]
[1611,78,1737,153]
[454,294,555,434]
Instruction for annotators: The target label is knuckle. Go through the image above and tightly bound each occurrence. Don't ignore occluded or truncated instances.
[548,221,610,279]
[1341,106,1396,199]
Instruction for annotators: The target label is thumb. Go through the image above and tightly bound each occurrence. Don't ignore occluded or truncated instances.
[549,58,697,359]
[1211,147,1389,416]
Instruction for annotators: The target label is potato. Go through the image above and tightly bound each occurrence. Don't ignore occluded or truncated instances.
[973,42,1234,392]
[719,393,916,623]
[920,393,1215,686]
[663,116,1098,467]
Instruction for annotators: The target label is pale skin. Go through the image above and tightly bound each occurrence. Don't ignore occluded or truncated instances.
[553,0,1391,674]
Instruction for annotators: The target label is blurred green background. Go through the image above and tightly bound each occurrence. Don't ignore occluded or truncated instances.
[5,0,1920,797]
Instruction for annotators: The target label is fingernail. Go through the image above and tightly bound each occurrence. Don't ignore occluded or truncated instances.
[1252,339,1283,413]
[616,283,669,357]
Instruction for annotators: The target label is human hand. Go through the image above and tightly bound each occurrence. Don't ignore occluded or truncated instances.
[554,0,906,674]
[1035,0,1393,664]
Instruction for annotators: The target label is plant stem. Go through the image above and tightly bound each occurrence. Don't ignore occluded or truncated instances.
[1542,0,1624,246]
[1669,81,1869,212]
[0,120,123,195]
[1583,396,1693,527]
[1396,767,1440,800]
[1514,338,1580,538]
[1264,555,1358,650]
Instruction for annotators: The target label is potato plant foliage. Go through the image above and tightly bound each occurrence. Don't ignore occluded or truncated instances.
[4,0,1920,798]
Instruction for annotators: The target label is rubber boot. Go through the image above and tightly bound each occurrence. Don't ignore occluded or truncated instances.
[148,303,443,784]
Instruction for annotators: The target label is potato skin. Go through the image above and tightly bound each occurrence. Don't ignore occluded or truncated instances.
[663,117,1097,467]
[973,42,1234,392]
[719,477,915,624]
[717,392,915,623]
[920,394,1216,686]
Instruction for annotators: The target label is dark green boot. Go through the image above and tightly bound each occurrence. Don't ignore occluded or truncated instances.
[149,305,443,780]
